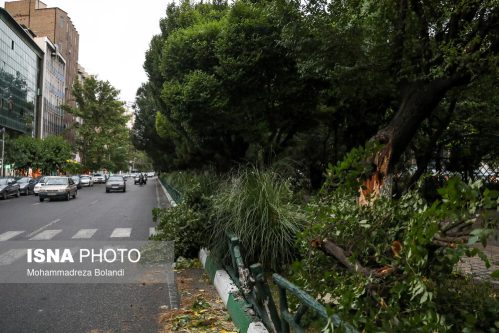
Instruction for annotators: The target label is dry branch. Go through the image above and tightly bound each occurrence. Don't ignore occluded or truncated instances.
[311,238,372,277]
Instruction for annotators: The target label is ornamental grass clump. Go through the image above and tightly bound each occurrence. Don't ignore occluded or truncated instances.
[211,168,303,271]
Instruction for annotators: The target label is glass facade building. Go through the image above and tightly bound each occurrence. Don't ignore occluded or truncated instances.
[0,8,42,136]
[35,37,66,138]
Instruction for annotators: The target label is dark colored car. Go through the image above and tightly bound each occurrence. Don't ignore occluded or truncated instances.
[71,175,82,189]
[106,175,126,193]
[16,177,36,195]
[0,178,21,199]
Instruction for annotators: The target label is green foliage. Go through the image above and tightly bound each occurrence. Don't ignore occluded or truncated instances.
[64,76,130,172]
[152,202,207,259]
[136,0,320,172]
[152,171,219,259]
[211,168,303,271]
[322,142,381,193]
[295,176,498,332]
[6,135,72,174]
[136,0,498,191]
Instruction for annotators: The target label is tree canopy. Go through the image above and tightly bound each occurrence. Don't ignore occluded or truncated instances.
[134,0,498,189]
[65,76,131,172]
[6,135,72,174]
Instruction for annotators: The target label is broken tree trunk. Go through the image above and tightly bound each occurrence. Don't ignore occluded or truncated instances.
[359,75,470,204]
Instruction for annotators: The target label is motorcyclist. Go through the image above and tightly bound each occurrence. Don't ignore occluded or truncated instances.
[138,173,145,185]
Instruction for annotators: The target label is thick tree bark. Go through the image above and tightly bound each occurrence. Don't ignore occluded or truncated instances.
[360,75,470,204]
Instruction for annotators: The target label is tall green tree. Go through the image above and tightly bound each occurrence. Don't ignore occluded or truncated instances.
[5,135,72,174]
[135,0,320,171]
[39,135,73,174]
[65,77,130,172]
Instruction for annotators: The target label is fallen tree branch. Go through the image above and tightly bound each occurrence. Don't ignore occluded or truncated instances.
[434,235,468,244]
[311,238,373,277]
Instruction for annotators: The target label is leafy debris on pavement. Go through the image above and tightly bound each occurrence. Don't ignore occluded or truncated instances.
[158,263,237,333]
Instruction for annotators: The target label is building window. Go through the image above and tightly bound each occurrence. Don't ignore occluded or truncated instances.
[11,40,14,50]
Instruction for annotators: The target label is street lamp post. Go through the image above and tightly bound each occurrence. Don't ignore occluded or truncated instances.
[0,127,5,177]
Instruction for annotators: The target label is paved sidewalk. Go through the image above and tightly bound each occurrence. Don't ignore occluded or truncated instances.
[458,244,499,285]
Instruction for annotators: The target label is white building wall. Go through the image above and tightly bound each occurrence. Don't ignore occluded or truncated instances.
[34,37,66,138]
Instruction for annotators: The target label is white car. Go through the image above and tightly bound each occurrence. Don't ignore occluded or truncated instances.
[79,175,94,187]
[93,173,106,184]
[33,176,48,195]
[38,176,77,202]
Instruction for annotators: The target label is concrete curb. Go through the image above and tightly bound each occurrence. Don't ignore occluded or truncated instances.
[157,177,177,207]
[199,248,269,333]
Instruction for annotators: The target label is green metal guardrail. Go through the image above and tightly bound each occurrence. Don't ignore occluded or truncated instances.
[161,178,182,204]
[273,274,358,333]
[226,234,281,332]
[226,232,358,333]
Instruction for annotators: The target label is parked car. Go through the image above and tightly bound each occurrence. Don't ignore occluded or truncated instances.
[79,175,94,187]
[93,173,106,184]
[38,176,77,202]
[16,177,36,195]
[0,178,20,199]
[33,176,48,196]
[71,175,82,189]
[105,175,126,193]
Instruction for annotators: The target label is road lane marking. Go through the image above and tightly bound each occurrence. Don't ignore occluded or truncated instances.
[0,249,26,265]
[32,202,41,206]
[149,227,157,237]
[90,200,98,205]
[110,228,132,238]
[72,229,98,239]
[0,231,24,241]
[26,219,61,238]
[29,229,62,240]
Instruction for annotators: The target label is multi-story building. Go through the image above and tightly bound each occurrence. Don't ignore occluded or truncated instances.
[5,0,79,142]
[34,36,65,138]
[77,63,89,82]
[124,101,135,129]
[0,7,43,137]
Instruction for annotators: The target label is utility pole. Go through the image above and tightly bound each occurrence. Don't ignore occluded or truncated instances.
[1,127,5,177]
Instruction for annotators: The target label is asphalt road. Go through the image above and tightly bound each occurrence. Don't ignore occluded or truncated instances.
[0,178,178,333]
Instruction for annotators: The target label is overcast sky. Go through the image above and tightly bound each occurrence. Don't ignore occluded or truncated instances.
[0,0,169,103]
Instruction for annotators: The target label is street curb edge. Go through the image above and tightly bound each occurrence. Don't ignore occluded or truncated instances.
[199,248,269,333]
[157,177,177,207]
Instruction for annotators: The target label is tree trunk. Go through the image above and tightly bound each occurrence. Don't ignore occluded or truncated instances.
[359,76,469,204]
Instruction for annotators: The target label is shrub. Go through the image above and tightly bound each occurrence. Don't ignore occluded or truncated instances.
[153,170,219,259]
[211,168,303,271]
[151,203,208,259]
